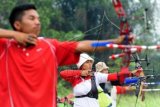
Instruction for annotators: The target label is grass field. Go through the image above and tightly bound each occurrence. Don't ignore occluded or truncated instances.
[117,92,160,107]
[58,92,160,107]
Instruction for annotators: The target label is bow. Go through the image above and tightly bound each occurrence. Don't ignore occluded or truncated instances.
[89,1,147,102]
[131,53,146,106]
[111,0,146,105]
[112,0,133,67]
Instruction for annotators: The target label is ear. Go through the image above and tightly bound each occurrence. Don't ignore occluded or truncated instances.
[14,21,21,30]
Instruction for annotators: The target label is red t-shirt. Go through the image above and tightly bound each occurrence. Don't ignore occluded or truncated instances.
[0,37,80,107]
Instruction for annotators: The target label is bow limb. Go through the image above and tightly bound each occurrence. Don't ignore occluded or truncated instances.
[132,62,146,107]
[112,0,131,36]
[137,69,145,102]
[112,0,126,17]
[112,0,133,69]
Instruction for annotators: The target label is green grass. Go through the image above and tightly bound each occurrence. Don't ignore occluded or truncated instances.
[117,92,160,107]
[57,91,160,107]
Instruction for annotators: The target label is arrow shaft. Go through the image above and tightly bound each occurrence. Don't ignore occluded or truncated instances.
[142,89,160,92]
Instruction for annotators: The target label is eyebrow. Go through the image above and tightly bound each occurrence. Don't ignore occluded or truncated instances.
[28,14,39,18]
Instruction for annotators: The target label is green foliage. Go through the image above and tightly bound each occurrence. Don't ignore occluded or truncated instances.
[42,29,84,41]
[107,58,121,73]
[0,0,16,28]
[57,77,72,97]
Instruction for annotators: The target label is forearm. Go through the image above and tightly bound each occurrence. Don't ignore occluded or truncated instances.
[114,86,136,94]
[60,70,82,83]
[0,28,37,46]
[60,70,81,78]
[0,29,18,39]
[107,72,133,83]
[76,39,120,52]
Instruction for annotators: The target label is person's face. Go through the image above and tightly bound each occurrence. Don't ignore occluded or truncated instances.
[14,9,41,36]
[81,60,93,70]
[101,68,109,74]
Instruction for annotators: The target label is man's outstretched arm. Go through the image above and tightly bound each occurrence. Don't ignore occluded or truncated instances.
[76,35,133,52]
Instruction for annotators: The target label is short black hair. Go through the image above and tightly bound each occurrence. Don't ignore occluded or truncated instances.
[9,4,37,30]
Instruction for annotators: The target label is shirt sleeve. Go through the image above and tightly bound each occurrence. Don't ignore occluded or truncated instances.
[115,86,126,94]
[108,72,132,84]
[95,72,132,84]
[95,72,109,84]
[50,39,80,66]
[60,70,81,83]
